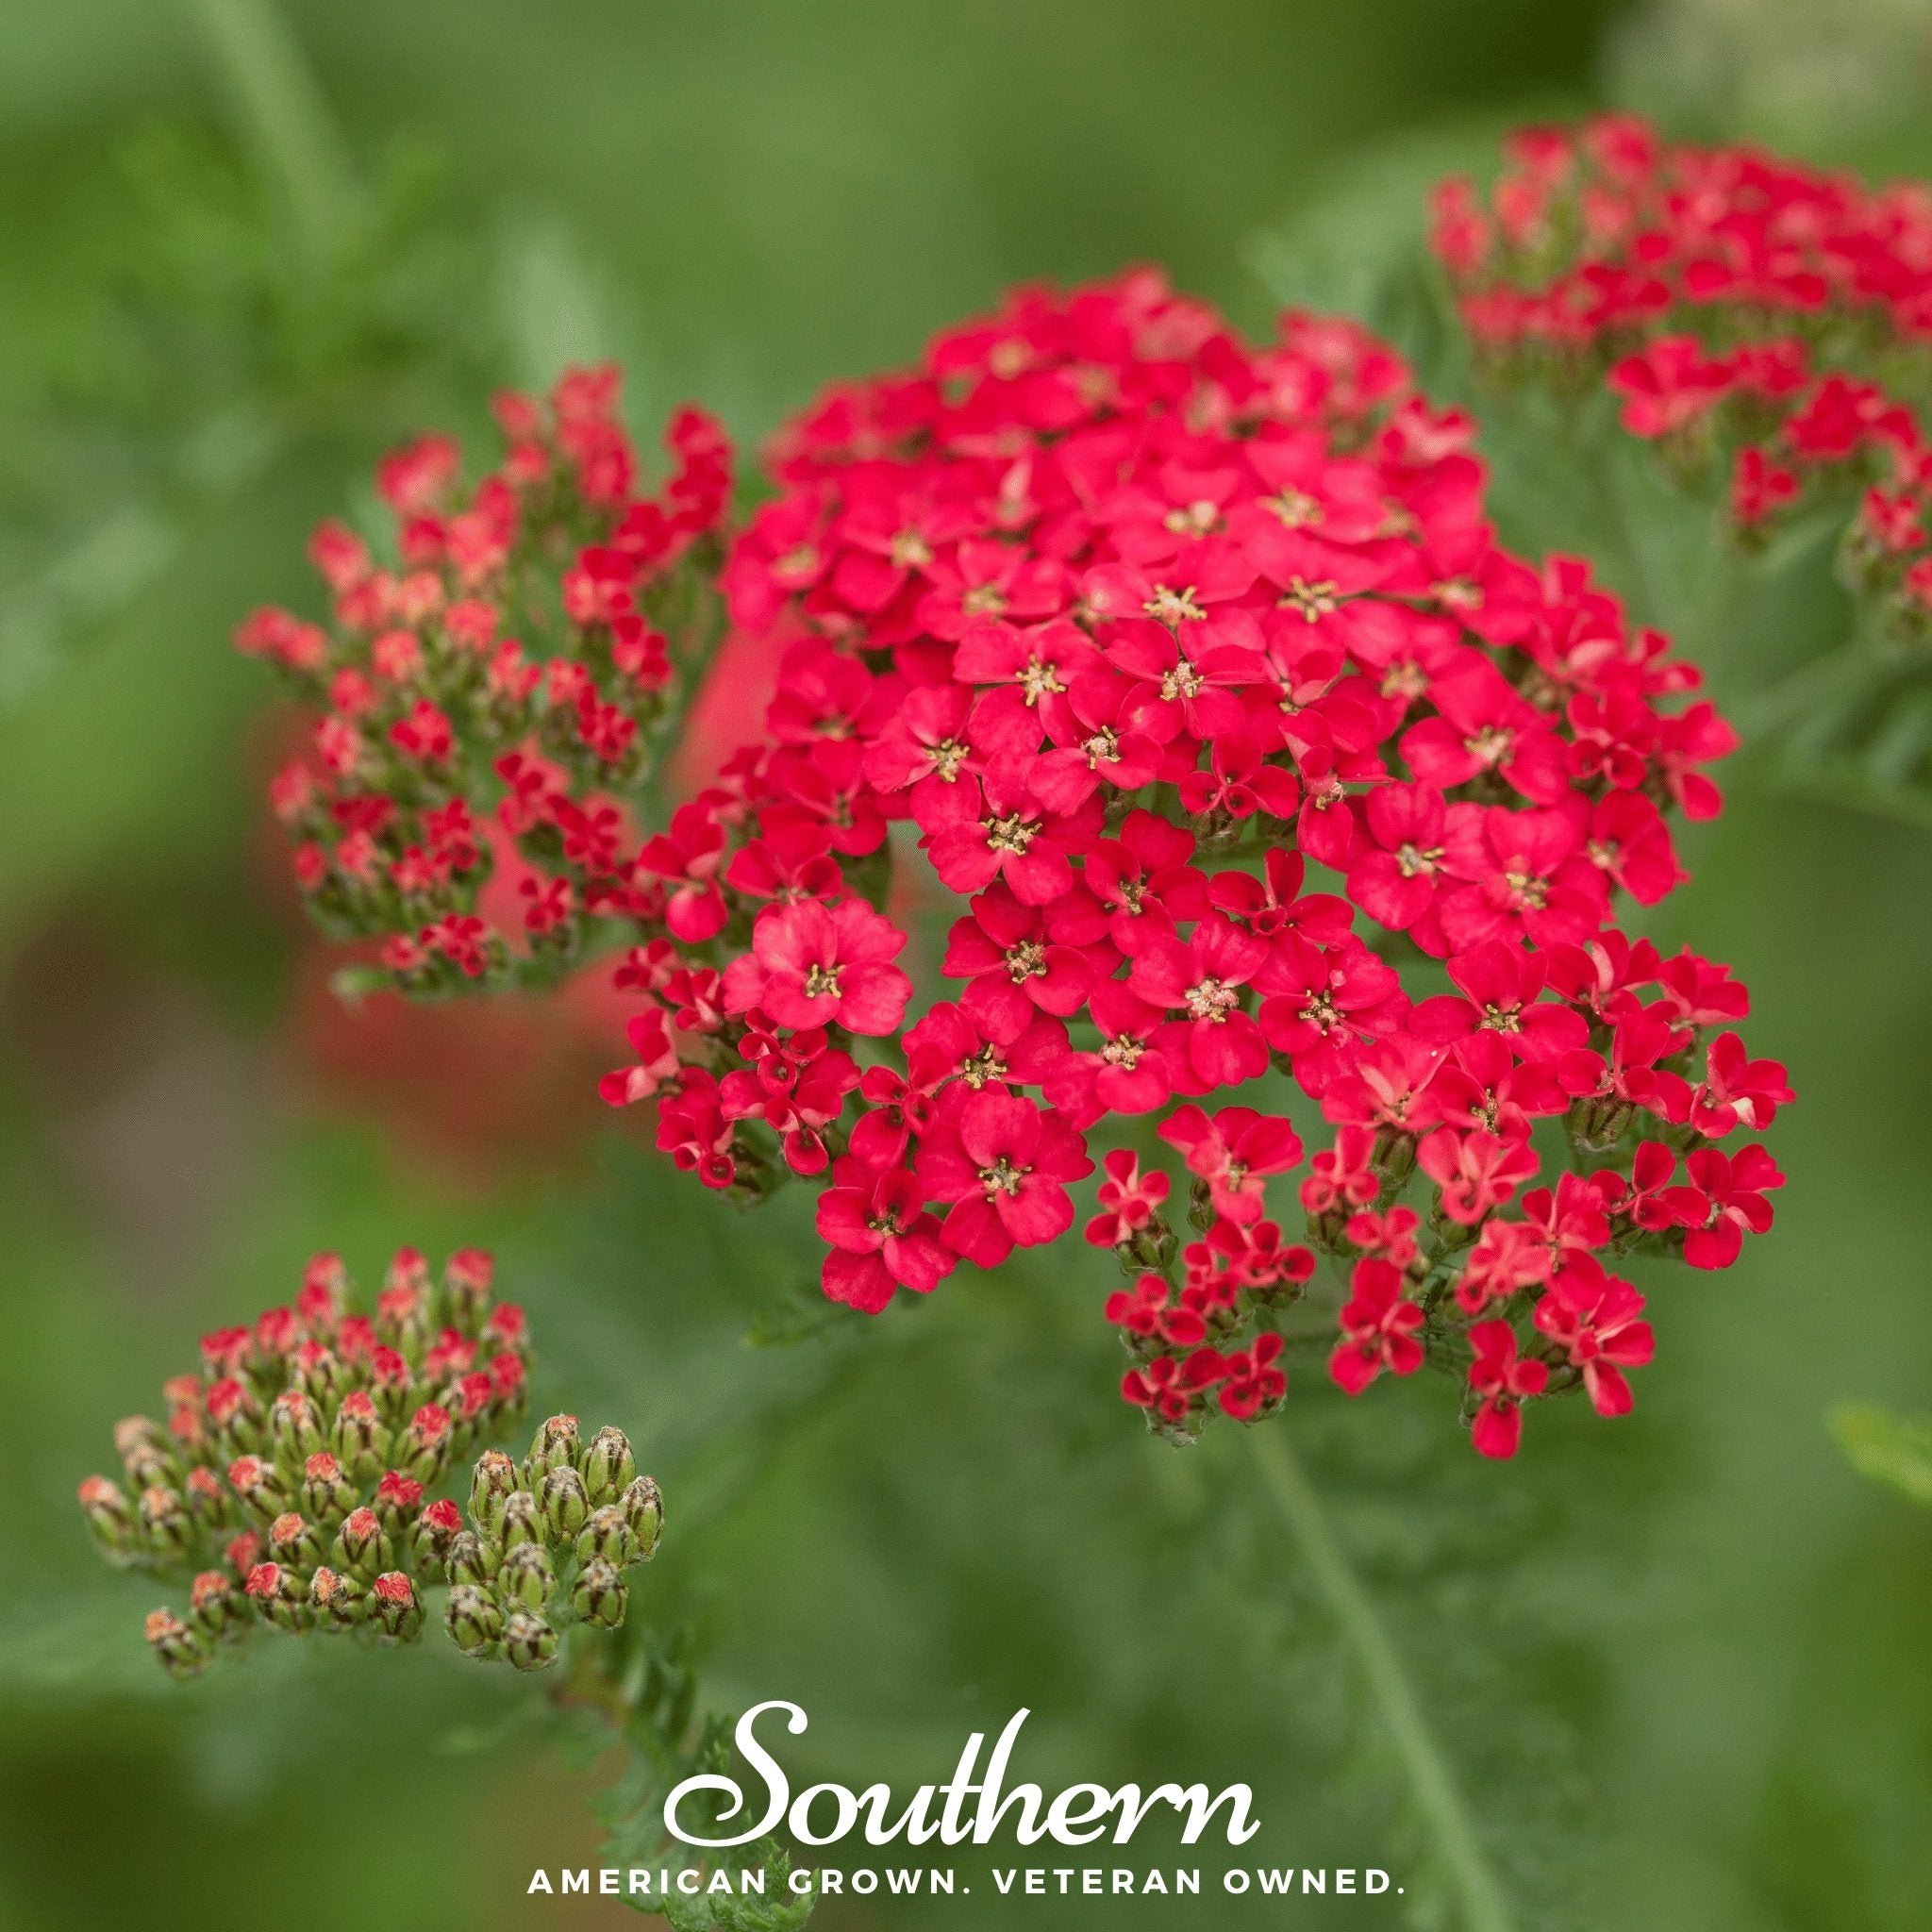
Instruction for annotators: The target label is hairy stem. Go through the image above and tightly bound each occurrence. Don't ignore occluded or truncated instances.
[186,0,358,253]
[1245,1423,1516,1932]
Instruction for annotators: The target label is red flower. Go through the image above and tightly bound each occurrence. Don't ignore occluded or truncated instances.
[1416,1124,1540,1224]
[1216,1332,1288,1421]
[1467,1322,1548,1459]
[1158,1105,1304,1224]
[1329,1258,1425,1393]
[721,897,911,1036]
[817,1161,956,1311]
[916,1090,1094,1267]
[1690,1031,1794,1137]
[1128,914,1272,1087]
[1681,1142,1784,1269]
[1533,1258,1654,1416]
[1086,1150,1173,1248]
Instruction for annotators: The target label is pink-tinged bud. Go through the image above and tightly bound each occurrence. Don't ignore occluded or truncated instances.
[328,1389,392,1479]
[368,1345,412,1422]
[200,1326,253,1377]
[387,1245,431,1293]
[424,1327,475,1385]
[486,1303,528,1354]
[300,1451,356,1524]
[332,1505,393,1579]
[489,1351,526,1410]
[618,1474,663,1561]
[449,1370,494,1426]
[572,1558,627,1630]
[498,1490,543,1552]
[444,1247,494,1318]
[402,1405,453,1482]
[145,1607,210,1680]
[336,1314,376,1365]
[205,1376,262,1454]
[370,1572,422,1641]
[497,1540,555,1611]
[139,1485,193,1558]
[269,1509,325,1571]
[309,1565,364,1629]
[226,1454,289,1522]
[269,1389,325,1463]
[297,1253,346,1335]
[191,1568,246,1637]
[411,1497,463,1570]
[184,1465,229,1530]
[114,1416,175,1487]
[225,1528,263,1576]
[502,1608,558,1673]
[244,1560,308,1632]
[445,1583,503,1657]
[520,1414,578,1491]
[78,1475,139,1562]
[292,1341,345,1406]
[375,1468,427,1535]
[167,1402,206,1456]
[255,1306,298,1362]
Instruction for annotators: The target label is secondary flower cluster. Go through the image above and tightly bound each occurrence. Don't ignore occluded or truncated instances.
[586,271,1787,1456]
[79,1247,537,1676]
[1432,114,1932,635]
[238,366,734,995]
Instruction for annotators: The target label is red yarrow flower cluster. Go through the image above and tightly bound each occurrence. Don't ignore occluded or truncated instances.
[1432,115,1932,636]
[237,366,733,996]
[582,271,1787,1456]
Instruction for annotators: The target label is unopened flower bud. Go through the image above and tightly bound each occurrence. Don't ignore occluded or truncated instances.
[145,1607,210,1679]
[375,1469,425,1534]
[78,1475,139,1564]
[370,1572,423,1641]
[402,1403,454,1483]
[498,1489,543,1552]
[269,1509,325,1572]
[443,1247,495,1330]
[495,1539,555,1611]
[244,1561,309,1633]
[328,1390,391,1479]
[139,1484,194,1559]
[540,1465,590,1541]
[184,1465,229,1531]
[618,1474,663,1560]
[575,1504,633,1569]
[580,1426,635,1505]
[269,1388,325,1464]
[115,1416,176,1490]
[411,1497,463,1570]
[292,1341,346,1407]
[225,1454,290,1523]
[190,1568,247,1638]
[502,1607,558,1672]
[444,1528,497,1588]
[571,1558,627,1629]
[445,1582,503,1657]
[309,1564,365,1629]
[468,1447,517,1535]
[301,1452,356,1524]
[331,1505,393,1579]
[521,1413,579,1491]
[205,1374,263,1456]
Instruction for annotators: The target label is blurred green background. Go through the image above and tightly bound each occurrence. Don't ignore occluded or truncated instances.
[5,2,1932,1928]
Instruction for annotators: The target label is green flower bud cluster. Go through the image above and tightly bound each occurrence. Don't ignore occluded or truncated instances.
[444,1416,662,1672]
[76,1247,539,1679]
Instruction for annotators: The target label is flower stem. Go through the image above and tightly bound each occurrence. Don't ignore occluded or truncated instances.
[1245,1422,1516,1932]
[185,0,358,254]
